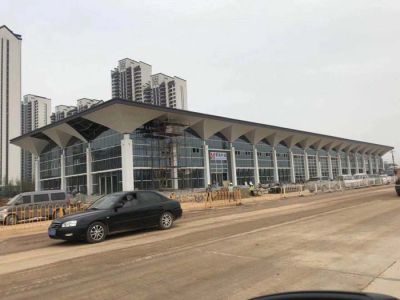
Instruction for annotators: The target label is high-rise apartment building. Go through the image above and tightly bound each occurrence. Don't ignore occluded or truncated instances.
[51,105,77,122]
[111,58,152,104]
[77,98,103,112]
[21,94,51,183]
[111,58,187,109]
[50,98,103,122]
[151,73,187,110]
[0,25,22,185]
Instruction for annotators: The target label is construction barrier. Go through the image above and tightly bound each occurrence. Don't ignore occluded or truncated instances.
[170,188,242,208]
[0,203,86,229]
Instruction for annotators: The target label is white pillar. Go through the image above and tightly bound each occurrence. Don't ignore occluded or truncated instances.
[34,156,40,191]
[337,154,343,176]
[253,145,260,185]
[347,153,352,175]
[289,149,295,183]
[121,133,134,191]
[327,153,333,180]
[303,150,310,181]
[203,141,210,187]
[375,155,380,174]
[362,155,367,174]
[230,145,237,186]
[368,155,374,174]
[86,145,93,195]
[171,143,179,189]
[272,146,279,183]
[60,149,66,191]
[316,153,322,178]
[355,153,359,173]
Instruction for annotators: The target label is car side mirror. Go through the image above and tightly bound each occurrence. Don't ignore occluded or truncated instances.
[114,202,124,211]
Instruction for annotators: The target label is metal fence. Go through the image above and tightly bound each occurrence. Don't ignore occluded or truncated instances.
[283,176,396,195]
[170,188,242,208]
[0,203,86,229]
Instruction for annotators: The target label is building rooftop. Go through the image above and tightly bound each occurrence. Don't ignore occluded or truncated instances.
[11,98,393,156]
[0,25,22,40]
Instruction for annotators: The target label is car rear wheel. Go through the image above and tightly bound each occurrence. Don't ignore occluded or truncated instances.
[86,222,107,243]
[5,214,17,225]
[159,212,174,230]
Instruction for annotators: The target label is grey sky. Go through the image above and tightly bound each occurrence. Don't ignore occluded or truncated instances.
[2,0,399,162]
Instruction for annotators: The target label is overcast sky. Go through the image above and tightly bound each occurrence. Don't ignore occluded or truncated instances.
[2,0,399,162]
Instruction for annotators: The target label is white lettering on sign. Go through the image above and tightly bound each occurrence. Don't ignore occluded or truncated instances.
[210,152,227,161]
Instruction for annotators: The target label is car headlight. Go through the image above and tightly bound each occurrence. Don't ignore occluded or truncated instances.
[62,220,77,227]
[0,209,7,215]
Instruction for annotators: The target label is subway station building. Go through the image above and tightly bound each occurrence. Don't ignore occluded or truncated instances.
[11,99,392,195]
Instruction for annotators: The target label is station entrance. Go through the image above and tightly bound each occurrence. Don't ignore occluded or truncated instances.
[209,151,231,187]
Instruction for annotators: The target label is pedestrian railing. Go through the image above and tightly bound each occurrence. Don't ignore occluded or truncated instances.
[0,203,87,230]
[170,188,242,208]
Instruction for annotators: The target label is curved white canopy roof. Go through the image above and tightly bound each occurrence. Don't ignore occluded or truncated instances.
[11,99,393,156]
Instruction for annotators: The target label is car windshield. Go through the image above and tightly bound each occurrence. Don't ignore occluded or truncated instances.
[6,195,20,205]
[88,193,122,210]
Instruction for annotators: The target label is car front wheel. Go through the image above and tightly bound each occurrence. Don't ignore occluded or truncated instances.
[86,222,107,243]
[159,212,174,230]
[5,214,17,225]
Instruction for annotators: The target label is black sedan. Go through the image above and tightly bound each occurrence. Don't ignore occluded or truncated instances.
[48,191,182,243]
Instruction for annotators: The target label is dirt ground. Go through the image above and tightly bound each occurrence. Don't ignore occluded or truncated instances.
[1,185,399,299]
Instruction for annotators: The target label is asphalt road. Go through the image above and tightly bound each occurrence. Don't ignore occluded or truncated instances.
[0,186,399,299]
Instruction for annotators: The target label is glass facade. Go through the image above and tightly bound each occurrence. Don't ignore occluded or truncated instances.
[40,144,61,180]
[276,144,290,183]
[257,141,274,184]
[91,130,122,172]
[133,128,204,190]
[65,138,87,176]
[207,133,231,186]
[66,175,87,194]
[340,151,348,174]
[319,156,329,178]
[294,154,305,182]
[308,155,318,178]
[349,152,356,174]
[234,136,254,185]
[34,118,384,193]
[331,156,339,179]
[356,153,363,173]
[92,170,122,195]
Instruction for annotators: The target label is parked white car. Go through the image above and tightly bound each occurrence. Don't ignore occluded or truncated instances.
[379,174,391,185]
[338,173,369,188]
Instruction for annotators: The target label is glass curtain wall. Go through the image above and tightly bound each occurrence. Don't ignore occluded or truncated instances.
[133,127,204,190]
[65,138,87,194]
[256,141,274,184]
[207,133,231,187]
[39,143,61,190]
[307,148,318,178]
[356,154,363,173]
[91,130,122,194]
[318,150,329,178]
[233,136,254,185]
[330,150,339,179]
[176,129,204,189]
[340,151,348,174]
[276,143,290,183]
[292,146,305,183]
[349,152,357,174]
